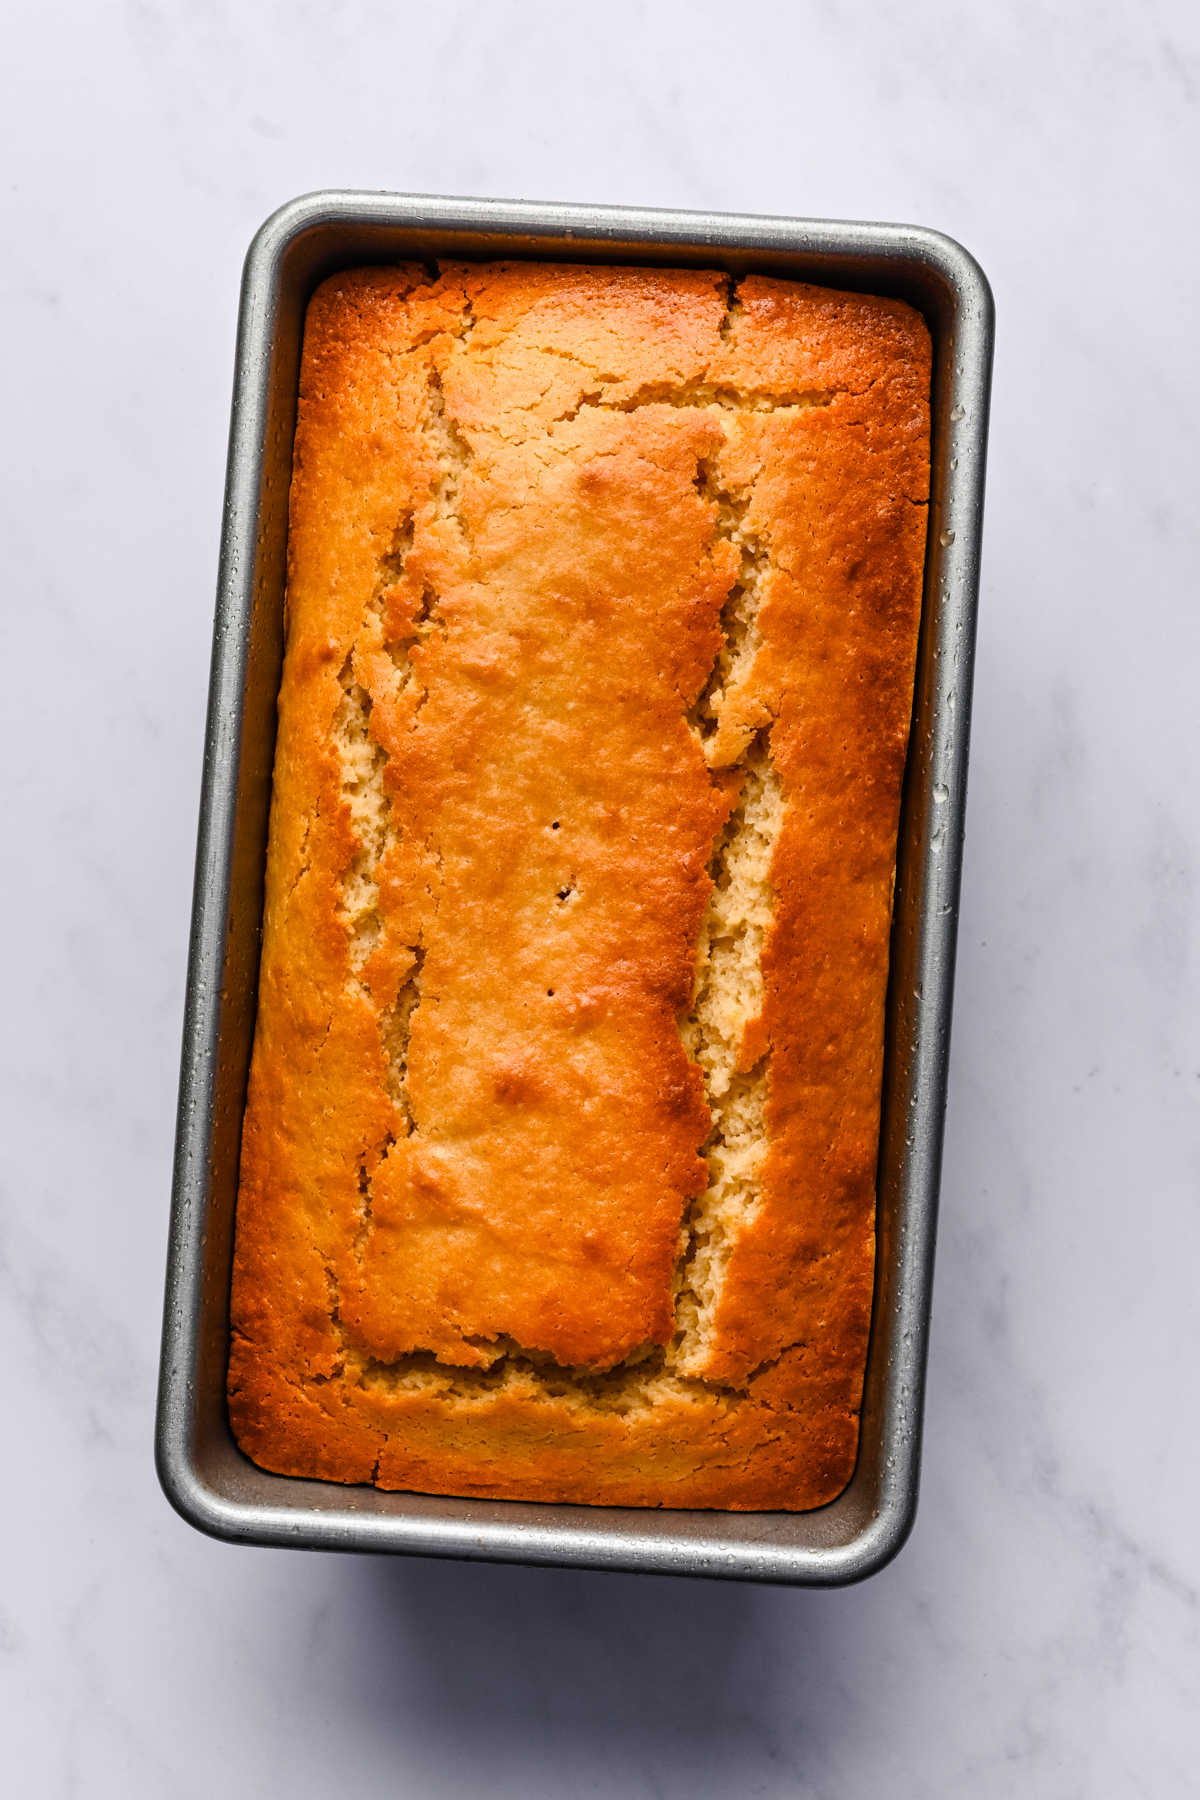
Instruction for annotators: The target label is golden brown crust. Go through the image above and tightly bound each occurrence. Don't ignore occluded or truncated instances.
[227,261,930,1510]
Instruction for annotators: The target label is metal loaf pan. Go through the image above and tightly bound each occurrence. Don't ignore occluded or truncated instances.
[156,191,993,1584]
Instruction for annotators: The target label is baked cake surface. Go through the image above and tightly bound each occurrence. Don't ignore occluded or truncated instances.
[227,261,930,1509]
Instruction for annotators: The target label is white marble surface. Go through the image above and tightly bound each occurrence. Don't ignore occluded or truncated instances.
[3,1,1199,1793]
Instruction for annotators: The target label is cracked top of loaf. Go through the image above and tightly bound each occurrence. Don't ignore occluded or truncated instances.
[228,261,930,1511]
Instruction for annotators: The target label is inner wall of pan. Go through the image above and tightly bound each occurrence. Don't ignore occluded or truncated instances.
[196,220,953,1544]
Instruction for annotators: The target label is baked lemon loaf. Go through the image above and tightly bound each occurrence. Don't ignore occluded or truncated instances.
[228,261,930,1510]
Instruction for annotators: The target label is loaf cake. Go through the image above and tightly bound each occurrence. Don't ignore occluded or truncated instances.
[227,260,930,1510]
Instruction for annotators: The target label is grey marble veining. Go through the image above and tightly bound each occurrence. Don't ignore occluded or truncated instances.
[2,1,1198,1794]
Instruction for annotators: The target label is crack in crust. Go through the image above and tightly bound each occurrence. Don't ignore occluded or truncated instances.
[549,379,837,426]
[688,452,773,767]
[333,674,390,980]
[331,305,477,1248]
[672,733,780,1378]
